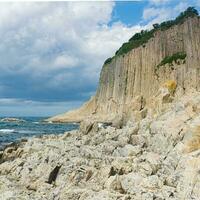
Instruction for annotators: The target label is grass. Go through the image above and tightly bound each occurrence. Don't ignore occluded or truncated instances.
[156,52,187,69]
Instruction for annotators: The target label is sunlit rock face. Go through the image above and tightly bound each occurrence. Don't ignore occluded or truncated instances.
[49,16,200,123]
[1,90,200,199]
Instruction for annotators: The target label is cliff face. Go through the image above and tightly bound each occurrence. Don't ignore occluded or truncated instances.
[48,16,200,123]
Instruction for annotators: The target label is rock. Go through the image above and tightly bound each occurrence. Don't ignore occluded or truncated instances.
[138,162,153,176]
[79,120,95,135]
[104,175,124,194]
[130,135,147,147]
[1,85,200,199]
[113,144,141,157]
[0,117,25,123]
[111,116,124,129]
[165,172,180,187]
[46,165,62,184]
[110,158,133,175]
[140,175,163,190]
[120,172,144,194]
[85,169,93,181]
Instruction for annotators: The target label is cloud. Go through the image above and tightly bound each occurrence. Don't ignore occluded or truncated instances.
[143,0,196,26]
[53,55,79,69]
[148,0,172,5]
[0,98,83,117]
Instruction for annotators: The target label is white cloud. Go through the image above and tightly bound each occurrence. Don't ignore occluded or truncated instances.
[143,0,193,27]
[54,55,79,68]
[143,7,160,20]
[148,0,172,5]
[0,2,141,83]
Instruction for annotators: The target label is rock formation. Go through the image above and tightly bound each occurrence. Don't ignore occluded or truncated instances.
[48,14,200,123]
[1,90,200,199]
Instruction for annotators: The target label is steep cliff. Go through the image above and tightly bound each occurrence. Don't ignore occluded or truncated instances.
[48,11,200,123]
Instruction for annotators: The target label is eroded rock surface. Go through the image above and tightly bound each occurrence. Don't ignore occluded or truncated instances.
[48,16,200,123]
[1,92,200,200]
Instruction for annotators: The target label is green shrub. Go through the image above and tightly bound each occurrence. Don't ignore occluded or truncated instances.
[156,52,187,68]
[115,29,155,56]
[104,57,113,65]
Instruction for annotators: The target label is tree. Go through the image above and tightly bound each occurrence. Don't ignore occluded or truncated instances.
[153,23,159,29]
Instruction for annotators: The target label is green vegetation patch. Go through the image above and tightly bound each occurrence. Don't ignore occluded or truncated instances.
[156,52,187,68]
[103,7,198,64]
[115,29,155,56]
[104,57,113,65]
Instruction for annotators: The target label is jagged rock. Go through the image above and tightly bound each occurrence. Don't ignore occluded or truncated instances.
[46,165,61,184]
[130,134,147,147]
[104,175,124,194]
[110,158,133,175]
[79,120,95,135]
[1,91,200,199]
[160,87,174,103]
[140,175,163,190]
[113,144,141,157]
[138,162,153,176]
[120,172,144,195]
[111,116,124,129]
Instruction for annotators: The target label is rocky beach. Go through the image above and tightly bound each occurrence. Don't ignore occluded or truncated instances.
[1,89,200,199]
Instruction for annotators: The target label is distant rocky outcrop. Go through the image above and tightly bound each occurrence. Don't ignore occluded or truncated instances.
[48,8,200,124]
[0,118,25,123]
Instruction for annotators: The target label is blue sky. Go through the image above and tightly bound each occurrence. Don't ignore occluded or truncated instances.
[0,1,200,117]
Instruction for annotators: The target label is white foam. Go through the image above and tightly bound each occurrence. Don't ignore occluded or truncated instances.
[0,129,15,133]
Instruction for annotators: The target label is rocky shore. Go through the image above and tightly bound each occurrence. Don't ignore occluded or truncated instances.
[1,91,200,200]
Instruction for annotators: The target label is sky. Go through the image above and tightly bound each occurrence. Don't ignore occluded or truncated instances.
[0,0,200,117]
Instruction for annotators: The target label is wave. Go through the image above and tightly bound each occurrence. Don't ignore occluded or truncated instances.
[0,129,16,134]
[18,130,39,134]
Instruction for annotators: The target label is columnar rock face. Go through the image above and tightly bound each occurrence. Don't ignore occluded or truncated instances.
[48,16,200,123]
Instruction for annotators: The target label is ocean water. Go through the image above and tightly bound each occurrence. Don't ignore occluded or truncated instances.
[0,117,79,149]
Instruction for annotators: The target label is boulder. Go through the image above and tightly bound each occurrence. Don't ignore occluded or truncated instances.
[79,120,95,135]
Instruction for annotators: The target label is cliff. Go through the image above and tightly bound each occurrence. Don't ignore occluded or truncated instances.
[48,11,200,123]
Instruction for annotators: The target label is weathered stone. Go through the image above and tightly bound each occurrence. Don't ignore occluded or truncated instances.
[79,120,95,135]
[105,175,124,194]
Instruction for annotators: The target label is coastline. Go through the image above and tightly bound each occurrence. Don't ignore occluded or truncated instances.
[1,92,200,199]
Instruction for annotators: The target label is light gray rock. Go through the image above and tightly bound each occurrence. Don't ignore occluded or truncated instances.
[113,144,141,157]
[79,120,95,135]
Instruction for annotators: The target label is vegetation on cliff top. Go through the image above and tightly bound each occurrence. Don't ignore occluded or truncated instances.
[104,7,198,65]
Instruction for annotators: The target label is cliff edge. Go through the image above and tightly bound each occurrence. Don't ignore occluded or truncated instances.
[48,8,200,123]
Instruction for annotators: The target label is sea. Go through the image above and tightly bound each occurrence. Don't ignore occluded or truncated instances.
[0,117,79,149]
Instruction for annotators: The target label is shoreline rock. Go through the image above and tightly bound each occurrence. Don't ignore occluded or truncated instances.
[1,92,200,199]
[0,117,26,123]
